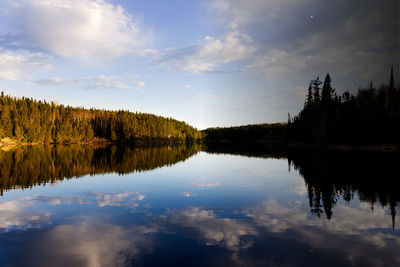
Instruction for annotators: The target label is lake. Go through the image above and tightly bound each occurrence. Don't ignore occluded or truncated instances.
[0,145,399,266]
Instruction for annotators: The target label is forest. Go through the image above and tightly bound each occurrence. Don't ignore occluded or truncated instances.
[203,123,287,144]
[204,68,399,148]
[287,68,400,147]
[0,92,202,145]
[1,68,398,148]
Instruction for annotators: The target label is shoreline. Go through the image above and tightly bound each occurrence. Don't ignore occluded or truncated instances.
[0,137,196,151]
[2,137,398,153]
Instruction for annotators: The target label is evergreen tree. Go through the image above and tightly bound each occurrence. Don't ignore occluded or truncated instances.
[389,66,394,89]
[0,92,202,144]
[0,105,13,138]
[288,67,399,146]
[321,73,335,104]
[306,84,313,106]
[311,77,322,102]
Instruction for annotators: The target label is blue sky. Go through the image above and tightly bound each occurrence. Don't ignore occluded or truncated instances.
[0,0,398,129]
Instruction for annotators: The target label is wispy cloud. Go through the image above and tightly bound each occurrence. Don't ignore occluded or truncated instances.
[0,50,52,80]
[32,77,90,86]
[30,72,146,90]
[157,30,255,73]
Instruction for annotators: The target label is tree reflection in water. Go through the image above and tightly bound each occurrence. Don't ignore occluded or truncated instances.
[206,144,399,227]
[288,150,400,228]
[0,144,201,195]
[1,144,398,226]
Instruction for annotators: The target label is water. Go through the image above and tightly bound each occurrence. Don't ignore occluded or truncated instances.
[0,145,399,266]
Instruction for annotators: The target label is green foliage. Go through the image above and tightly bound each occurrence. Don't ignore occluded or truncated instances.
[0,93,202,144]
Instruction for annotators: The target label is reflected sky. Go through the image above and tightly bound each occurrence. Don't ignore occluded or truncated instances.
[0,148,399,267]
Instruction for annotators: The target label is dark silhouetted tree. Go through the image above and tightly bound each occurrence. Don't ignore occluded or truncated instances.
[389,66,394,89]
[321,73,335,104]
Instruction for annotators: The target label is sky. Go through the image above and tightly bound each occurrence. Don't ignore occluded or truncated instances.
[0,0,398,129]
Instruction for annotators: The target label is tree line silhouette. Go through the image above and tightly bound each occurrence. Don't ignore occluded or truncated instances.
[0,144,201,195]
[0,92,202,144]
[287,67,400,146]
[202,146,399,228]
[203,123,286,144]
[203,67,399,148]
[288,149,399,229]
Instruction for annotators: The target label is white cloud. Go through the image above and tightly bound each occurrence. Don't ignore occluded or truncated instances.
[0,50,51,80]
[4,0,152,60]
[87,74,145,90]
[0,200,51,231]
[169,207,257,252]
[136,194,146,201]
[88,74,133,90]
[159,30,255,73]
[242,199,400,265]
[185,84,191,89]
[86,191,146,208]
[163,200,400,265]
[181,192,197,198]
[36,222,155,267]
[27,195,89,205]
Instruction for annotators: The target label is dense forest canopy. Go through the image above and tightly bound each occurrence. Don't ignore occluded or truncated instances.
[0,92,202,144]
[203,123,287,144]
[287,68,400,146]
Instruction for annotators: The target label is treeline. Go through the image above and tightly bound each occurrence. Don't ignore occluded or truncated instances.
[0,92,202,144]
[203,123,287,144]
[288,150,399,227]
[288,68,400,146]
[0,144,201,195]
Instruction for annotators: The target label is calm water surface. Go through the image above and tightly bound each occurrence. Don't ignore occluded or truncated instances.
[0,145,399,266]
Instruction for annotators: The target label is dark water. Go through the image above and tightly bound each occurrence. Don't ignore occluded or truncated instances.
[0,145,399,267]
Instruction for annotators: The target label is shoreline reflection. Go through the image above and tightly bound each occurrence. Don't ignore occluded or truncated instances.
[0,145,399,266]
[0,144,201,195]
